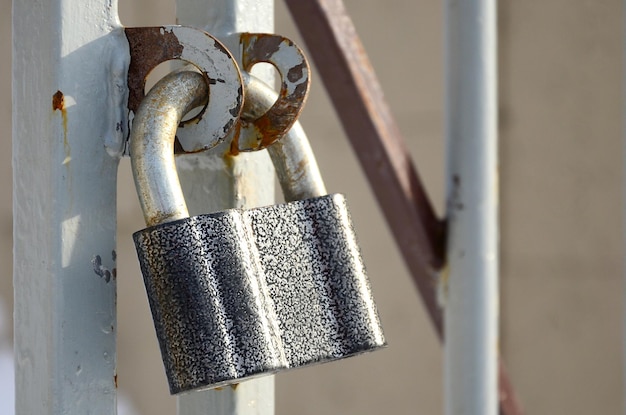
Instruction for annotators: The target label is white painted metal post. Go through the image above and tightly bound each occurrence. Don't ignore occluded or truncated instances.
[175,1,276,414]
[13,1,127,414]
[600,5,624,413]
[443,1,498,415]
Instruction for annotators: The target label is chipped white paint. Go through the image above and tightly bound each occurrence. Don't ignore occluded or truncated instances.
[162,26,244,153]
[240,35,309,96]
[443,1,499,415]
[13,1,128,414]
[175,0,276,414]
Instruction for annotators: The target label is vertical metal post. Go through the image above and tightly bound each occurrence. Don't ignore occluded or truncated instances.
[12,1,127,414]
[175,1,276,414]
[444,1,498,415]
[623,3,626,414]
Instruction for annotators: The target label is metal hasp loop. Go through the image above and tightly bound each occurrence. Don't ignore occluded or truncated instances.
[233,33,311,152]
[125,26,243,153]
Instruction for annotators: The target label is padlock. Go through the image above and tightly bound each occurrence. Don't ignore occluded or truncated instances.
[131,70,385,395]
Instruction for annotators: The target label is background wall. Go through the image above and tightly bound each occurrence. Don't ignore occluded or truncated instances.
[1,1,623,414]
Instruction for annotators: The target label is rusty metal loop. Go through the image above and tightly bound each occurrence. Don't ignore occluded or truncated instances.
[233,33,311,152]
[130,71,208,227]
[126,26,243,153]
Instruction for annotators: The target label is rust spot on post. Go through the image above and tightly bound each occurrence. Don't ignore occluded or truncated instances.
[52,90,64,111]
[52,90,70,164]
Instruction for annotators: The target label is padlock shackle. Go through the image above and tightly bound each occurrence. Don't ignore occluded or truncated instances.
[130,71,208,227]
[242,73,327,202]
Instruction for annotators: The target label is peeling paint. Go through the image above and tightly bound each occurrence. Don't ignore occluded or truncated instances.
[92,255,114,283]
[235,34,311,152]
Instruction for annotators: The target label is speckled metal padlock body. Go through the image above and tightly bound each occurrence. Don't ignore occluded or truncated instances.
[133,194,386,394]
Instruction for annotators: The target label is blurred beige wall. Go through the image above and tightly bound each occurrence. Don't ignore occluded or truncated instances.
[1,1,623,414]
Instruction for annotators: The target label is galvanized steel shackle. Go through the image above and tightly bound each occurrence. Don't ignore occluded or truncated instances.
[130,70,208,227]
[242,72,326,201]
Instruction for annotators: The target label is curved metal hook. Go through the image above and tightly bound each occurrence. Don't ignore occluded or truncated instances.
[130,71,208,227]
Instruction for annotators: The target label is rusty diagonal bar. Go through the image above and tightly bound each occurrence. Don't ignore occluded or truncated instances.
[283,1,523,414]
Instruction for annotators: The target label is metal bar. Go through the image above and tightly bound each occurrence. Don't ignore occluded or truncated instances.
[175,1,276,414]
[12,1,126,413]
[444,1,499,414]
[283,1,522,414]
[623,4,626,414]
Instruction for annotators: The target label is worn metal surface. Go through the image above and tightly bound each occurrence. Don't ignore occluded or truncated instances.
[125,25,243,153]
[242,75,326,201]
[232,34,310,152]
[130,71,207,227]
[283,1,521,414]
[133,194,385,394]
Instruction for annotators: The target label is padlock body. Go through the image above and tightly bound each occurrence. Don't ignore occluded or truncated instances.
[134,194,385,394]
[133,210,288,394]
[248,194,386,366]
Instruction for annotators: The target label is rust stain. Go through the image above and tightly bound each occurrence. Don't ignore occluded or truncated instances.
[240,33,283,65]
[294,158,309,177]
[227,125,241,156]
[125,27,185,114]
[147,209,184,228]
[230,383,239,390]
[287,61,306,83]
[52,90,64,111]
[238,34,311,151]
[52,90,70,164]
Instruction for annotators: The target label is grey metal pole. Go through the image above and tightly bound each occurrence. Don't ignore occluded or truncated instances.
[12,1,127,413]
[444,1,499,414]
[175,1,276,414]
